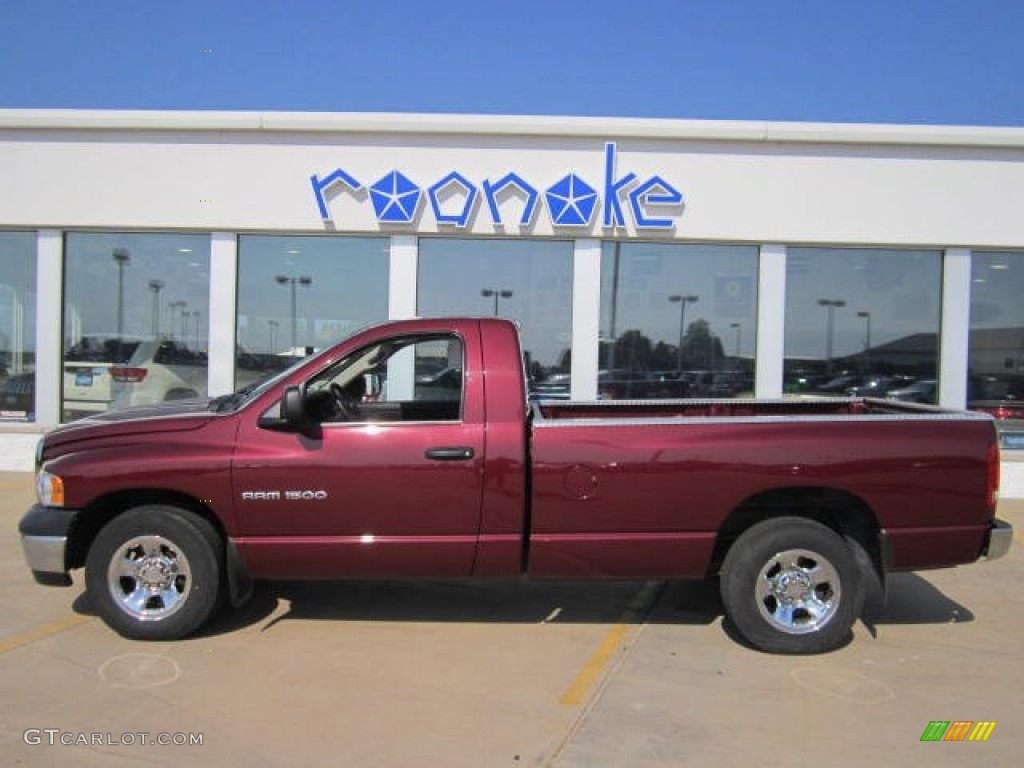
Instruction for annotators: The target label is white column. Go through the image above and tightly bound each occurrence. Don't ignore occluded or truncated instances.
[939,248,972,409]
[389,235,418,319]
[207,232,238,397]
[755,244,787,399]
[571,239,602,401]
[34,231,63,427]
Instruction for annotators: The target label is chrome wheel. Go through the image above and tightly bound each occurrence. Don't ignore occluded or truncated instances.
[755,548,841,635]
[106,535,193,622]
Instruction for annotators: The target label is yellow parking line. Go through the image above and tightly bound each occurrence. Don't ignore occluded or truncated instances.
[0,615,91,655]
[559,582,661,707]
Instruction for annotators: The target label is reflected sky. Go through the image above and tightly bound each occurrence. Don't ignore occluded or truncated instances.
[418,238,573,369]
[785,248,941,360]
[64,232,210,348]
[238,235,389,354]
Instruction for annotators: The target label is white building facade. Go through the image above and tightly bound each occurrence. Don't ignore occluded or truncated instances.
[2,110,1024,489]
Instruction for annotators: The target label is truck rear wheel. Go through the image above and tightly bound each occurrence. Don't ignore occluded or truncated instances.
[85,505,223,640]
[720,517,864,654]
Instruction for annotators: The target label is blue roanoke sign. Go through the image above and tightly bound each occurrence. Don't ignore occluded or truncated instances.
[311,142,684,231]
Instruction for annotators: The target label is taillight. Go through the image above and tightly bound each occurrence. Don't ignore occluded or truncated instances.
[986,439,1000,511]
[110,366,148,383]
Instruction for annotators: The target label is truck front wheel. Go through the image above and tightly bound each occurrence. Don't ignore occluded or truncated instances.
[720,517,864,654]
[85,506,223,640]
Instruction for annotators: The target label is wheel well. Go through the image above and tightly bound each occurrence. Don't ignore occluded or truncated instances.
[66,490,225,570]
[710,487,882,581]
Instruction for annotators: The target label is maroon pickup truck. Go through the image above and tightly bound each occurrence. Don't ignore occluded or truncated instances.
[20,318,1012,653]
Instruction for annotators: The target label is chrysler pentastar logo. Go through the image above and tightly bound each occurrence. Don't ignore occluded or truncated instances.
[544,173,599,226]
[369,171,422,223]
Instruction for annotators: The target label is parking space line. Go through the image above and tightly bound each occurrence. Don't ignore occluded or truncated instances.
[0,615,91,656]
[559,581,661,707]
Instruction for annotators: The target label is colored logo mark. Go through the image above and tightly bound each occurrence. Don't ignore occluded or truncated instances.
[369,171,422,223]
[920,721,996,742]
[545,173,598,227]
[428,171,479,227]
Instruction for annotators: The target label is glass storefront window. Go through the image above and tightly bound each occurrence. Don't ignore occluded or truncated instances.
[598,242,758,399]
[784,247,941,401]
[969,252,1024,429]
[63,233,211,420]
[417,238,573,395]
[236,235,389,388]
[0,232,37,422]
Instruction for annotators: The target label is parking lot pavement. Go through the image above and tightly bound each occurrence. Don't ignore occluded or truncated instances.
[1,471,1021,767]
[554,499,1024,768]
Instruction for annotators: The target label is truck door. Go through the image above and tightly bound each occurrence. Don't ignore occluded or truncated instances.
[232,331,486,579]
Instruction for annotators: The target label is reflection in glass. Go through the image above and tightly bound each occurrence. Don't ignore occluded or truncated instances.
[417,238,573,392]
[969,252,1024,424]
[784,247,941,401]
[599,242,758,399]
[63,233,210,420]
[0,232,37,422]
[236,235,389,389]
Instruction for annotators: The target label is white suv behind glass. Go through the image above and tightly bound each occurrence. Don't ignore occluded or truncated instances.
[110,340,208,409]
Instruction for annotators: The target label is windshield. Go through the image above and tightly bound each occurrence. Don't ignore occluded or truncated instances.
[209,354,313,413]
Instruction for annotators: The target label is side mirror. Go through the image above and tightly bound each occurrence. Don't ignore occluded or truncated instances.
[282,385,308,428]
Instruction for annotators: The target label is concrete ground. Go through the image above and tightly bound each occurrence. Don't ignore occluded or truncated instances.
[0,471,1021,767]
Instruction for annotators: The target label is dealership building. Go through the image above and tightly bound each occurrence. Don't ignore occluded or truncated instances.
[1,109,1023,489]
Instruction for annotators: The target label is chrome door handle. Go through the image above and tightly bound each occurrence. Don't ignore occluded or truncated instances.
[424,446,475,461]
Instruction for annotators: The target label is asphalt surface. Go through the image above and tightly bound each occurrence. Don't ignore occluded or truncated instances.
[0,471,1021,767]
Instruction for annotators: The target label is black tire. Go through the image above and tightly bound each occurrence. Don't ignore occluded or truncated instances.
[85,505,223,640]
[720,517,864,654]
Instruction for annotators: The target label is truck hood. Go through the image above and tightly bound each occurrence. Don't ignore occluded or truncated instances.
[44,398,218,450]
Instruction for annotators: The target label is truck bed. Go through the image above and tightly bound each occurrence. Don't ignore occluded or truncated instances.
[527,396,996,580]
[532,397,977,422]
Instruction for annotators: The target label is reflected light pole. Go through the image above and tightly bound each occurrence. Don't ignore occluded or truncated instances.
[112,248,131,340]
[668,294,699,371]
[856,311,872,350]
[817,298,846,370]
[190,310,201,351]
[481,288,513,316]
[730,322,742,356]
[147,279,164,338]
[857,310,872,372]
[268,319,279,354]
[168,300,187,342]
[276,274,313,353]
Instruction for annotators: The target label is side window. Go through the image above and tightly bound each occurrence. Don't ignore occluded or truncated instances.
[307,335,463,423]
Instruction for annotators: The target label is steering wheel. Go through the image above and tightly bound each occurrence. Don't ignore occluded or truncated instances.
[329,382,360,421]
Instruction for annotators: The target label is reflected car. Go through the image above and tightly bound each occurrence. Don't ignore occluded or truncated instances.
[530,373,571,400]
[63,336,143,418]
[111,340,208,409]
[968,375,1024,432]
[1,372,34,419]
[846,376,915,398]
[887,379,936,404]
[813,375,861,395]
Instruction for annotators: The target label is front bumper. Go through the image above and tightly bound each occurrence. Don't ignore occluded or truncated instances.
[18,505,80,586]
[983,518,1013,561]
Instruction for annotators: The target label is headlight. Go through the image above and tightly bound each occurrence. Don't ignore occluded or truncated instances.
[36,470,65,507]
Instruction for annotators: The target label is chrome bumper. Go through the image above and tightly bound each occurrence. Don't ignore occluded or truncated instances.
[19,505,78,586]
[983,519,1013,561]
